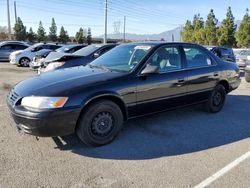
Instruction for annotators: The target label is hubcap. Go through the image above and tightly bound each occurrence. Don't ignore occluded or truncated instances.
[91,112,114,137]
[213,91,222,106]
[21,58,29,66]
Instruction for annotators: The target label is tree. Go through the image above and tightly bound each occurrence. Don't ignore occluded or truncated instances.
[26,27,36,43]
[75,27,86,44]
[87,27,92,44]
[181,20,194,42]
[49,18,57,42]
[58,26,69,44]
[205,9,218,45]
[235,9,250,47]
[192,14,205,44]
[13,17,26,41]
[37,21,46,42]
[217,7,236,47]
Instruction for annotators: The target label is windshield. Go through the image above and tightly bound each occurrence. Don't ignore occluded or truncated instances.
[90,44,152,72]
[73,44,100,56]
[24,43,40,51]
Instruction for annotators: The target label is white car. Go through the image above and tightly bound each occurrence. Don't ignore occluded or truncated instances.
[236,49,250,68]
[9,50,24,64]
[9,43,62,67]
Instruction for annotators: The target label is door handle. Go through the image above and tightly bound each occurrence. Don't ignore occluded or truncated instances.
[175,79,185,87]
[214,72,219,77]
[178,79,185,83]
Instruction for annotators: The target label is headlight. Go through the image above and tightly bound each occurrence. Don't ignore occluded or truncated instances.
[46,62,65,71]
[15,52,22,56]
[21,96,68,109]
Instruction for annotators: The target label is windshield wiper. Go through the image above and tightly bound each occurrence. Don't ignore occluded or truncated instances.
[89,64,111,72]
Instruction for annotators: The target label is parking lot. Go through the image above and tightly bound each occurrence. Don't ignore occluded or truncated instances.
[0,62,250,188]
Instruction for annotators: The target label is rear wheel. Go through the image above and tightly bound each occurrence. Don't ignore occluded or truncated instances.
[76,100,123,146]
[19,57,30,67]
[205,84,226,113]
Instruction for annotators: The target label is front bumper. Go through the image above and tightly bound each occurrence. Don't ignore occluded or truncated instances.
[229,77,241,92]
[6,100,82,137]
[9,56,18,64]
[29,61,41,70]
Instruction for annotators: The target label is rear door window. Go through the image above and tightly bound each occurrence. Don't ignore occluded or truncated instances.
[183,46,214,68]
[1,44,12,50]
[14,44,27,50]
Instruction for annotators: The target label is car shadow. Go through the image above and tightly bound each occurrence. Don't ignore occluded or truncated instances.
[52,94,250,160]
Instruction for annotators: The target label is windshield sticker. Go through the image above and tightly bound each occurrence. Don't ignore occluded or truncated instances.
[134,46,151,50]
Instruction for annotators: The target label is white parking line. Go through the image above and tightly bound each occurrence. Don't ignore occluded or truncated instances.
[194,150,250,188]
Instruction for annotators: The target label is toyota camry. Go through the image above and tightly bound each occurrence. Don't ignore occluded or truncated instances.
[6,42,241,146]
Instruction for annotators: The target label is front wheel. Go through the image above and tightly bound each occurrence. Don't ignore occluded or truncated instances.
[19,57,30,67]
[204,84,226,113]
[76,100,123,146]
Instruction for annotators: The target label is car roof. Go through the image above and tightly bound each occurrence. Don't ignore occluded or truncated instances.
[92,43,118,47]
[122,41,202,47]
[0,41,30,46]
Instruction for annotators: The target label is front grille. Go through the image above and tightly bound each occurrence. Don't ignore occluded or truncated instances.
[8,90,20,105]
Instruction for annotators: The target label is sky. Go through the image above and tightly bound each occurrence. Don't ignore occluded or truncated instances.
[0,0,249,37]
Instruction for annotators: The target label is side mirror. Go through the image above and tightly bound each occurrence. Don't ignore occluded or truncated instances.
[93,52,100,58]
[31,48,36,52]
[141,64,159,75]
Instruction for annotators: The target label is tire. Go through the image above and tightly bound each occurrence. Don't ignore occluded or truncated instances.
[19,57,30,67]
[204,84,226,113]
[245,74,250,82]
[76,100,123,146]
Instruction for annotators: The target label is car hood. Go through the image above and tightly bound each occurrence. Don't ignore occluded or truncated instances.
[13,66,126,97]
[44,52,82,63]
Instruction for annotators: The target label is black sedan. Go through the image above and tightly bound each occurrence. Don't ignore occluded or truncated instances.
[38,43,117,73]
[6,42,241,146]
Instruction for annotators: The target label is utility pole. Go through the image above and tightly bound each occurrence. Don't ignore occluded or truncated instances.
[179,24,183,42]
[103,0,107,44]
[7,0,11,39]
[123,16,126,42]
[14,1,17,23]
[172,34,174,42]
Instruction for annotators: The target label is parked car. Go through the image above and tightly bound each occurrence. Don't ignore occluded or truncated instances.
[29,49,53,70]
[9,43,62,67]
[30,44,87,70]
[205,46,236,62]
[55,44,87,53]
[38,43,117,74]
[245,65,250,82]
[6,42,241,146]
[0,41,30,61]
[236,49,250,68]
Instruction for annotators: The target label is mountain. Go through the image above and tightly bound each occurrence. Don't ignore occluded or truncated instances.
[98,20,242,42]
[98,27,181,42]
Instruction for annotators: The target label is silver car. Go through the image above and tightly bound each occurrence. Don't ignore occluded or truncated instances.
[236,49,250,68]
[0,41,30,61]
